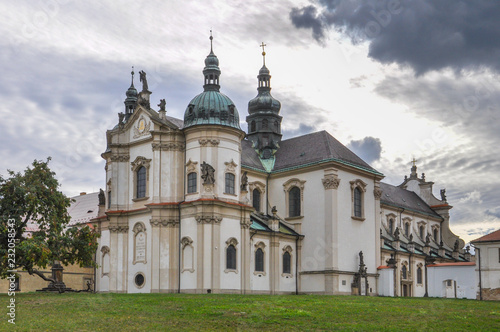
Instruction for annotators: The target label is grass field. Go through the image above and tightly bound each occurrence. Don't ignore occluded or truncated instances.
[1,292,499,331]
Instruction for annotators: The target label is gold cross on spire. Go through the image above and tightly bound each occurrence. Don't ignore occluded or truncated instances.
[260,42,267,65]
[411,157,417,166]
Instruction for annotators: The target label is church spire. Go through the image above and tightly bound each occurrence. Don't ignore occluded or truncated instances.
[246,44,282,159]
[203,31,221,92]
[124,66,138,115]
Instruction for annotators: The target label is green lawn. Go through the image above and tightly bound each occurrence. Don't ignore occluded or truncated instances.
[1,292,499,331]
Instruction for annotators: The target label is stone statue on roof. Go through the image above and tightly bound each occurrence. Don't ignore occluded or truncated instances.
[98,189,105,206]
[139,70,148,92]
[440,189,447,202]
[158,99,166,112]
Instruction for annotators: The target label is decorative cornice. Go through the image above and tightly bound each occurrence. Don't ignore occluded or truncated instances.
[195,215,222,224]
[131,156,152,171]
[151,142,185,151]
[224,159,238,173]
[185,159,198,173]
[181,236,193,249]
[110,154,130,162]
[109,226,129,233]
[199,139,220,146]
[322,175,340,190]
[133,222,146,235]
[150,218,177,227]
[240,219,251,229]
[226,237,239,246]
[249,181,266,194]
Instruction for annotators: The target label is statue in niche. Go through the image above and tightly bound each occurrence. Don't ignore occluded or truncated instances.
[139,70,148,92]
[440,189,447,202]
[158,99,166,111]
[240,171,248,191]
[394,227,400,240]
[201,162,215,185]
[425,233,431,245]
[454,239,459,251]
[98,189,105,206]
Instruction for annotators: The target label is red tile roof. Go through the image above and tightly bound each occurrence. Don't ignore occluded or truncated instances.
[427,262,475,267]
[471,229,500,243]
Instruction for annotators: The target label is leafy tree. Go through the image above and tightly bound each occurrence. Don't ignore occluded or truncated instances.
[0,158,99,285]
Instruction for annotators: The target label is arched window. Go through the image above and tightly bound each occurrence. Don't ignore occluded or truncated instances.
[402,265,407,279]
[389,219,394,234]
[255,248,264,272]
[253,189,261,212]
[187,172,197,193]
[251,121,256,132]
[417,266,423,284]
[289,186,301,217]
[419,225,425,239]
[283,251,291,274]
[404,222,409,237]
[226,244,236,270]
[433,228,439,242]
[354,187,362,218]
[137,166,146,198]
[225,173,235,194]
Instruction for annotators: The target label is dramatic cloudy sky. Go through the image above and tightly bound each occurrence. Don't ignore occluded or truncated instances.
[1,0,499,243]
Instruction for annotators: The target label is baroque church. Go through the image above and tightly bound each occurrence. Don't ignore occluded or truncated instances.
[94,36,472,296]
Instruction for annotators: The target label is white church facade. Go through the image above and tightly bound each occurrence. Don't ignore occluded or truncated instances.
[93,37,472,296]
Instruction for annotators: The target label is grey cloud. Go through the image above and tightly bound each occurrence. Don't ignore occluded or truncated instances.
[274,92,330,140]
[289,6,326,43]
[290,0,500,74]
[374,71,500,143]
[347,136,382,164]
[486,207,500,219]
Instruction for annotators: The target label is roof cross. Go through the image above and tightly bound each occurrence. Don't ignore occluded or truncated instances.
[260,42,266,65]
[411,157,417,166]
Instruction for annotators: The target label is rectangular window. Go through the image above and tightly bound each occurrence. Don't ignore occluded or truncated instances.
[255,248,264,272]
[225,173,235,195]
[187,172,197,193]
[137,166,147,198]
[354,188,362,217]
[226,245,236,270]
[107,191,111,209]
[283,251,291,274]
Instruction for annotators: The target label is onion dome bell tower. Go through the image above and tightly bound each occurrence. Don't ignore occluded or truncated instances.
[183,34,241,129]
[246,43,282,159]
[124,68,138,119]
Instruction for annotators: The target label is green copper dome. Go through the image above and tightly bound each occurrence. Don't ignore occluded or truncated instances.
[183,35,241,129]
[184,90,240,129]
